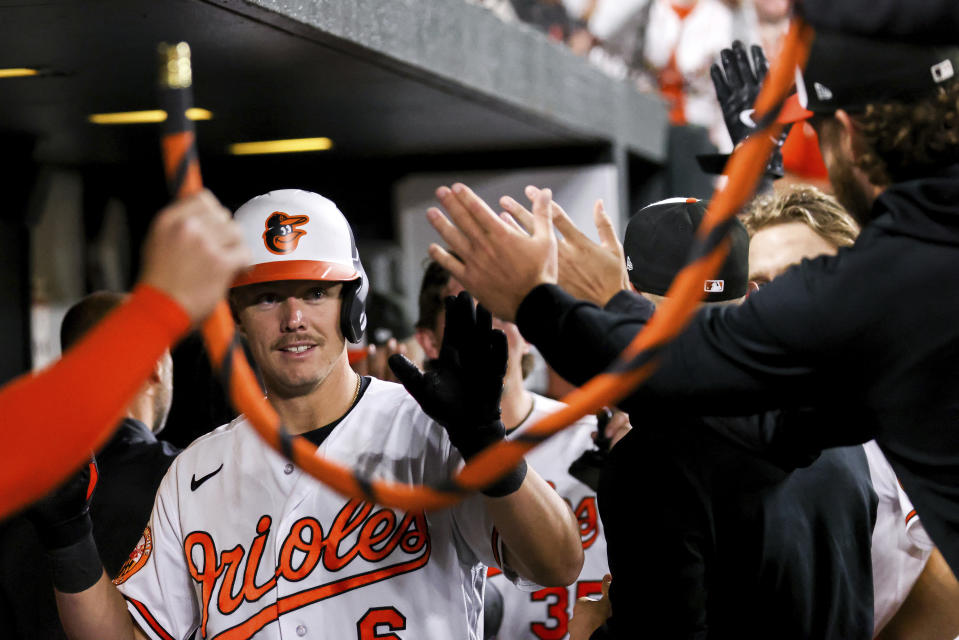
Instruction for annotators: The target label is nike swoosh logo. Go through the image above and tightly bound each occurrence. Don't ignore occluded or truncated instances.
[739,108,757,128]
[190,464,224,491]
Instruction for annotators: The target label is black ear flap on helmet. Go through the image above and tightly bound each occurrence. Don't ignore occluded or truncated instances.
[340,228,368,344]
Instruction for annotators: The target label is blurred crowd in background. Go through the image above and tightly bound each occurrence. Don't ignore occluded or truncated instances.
[471,0,827,188]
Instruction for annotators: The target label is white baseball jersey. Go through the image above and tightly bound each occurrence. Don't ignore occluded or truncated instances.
[114,377,515,640]
[490,393,609,640]
[863,440,935,634]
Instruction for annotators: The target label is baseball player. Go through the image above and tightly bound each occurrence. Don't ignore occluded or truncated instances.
[37,189,582,640]
[414,260,618,639]
[492,400,611,640]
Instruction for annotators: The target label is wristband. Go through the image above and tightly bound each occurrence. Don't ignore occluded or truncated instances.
[481,459,528,497]
[34,511,93,552]
[48,529,103,593]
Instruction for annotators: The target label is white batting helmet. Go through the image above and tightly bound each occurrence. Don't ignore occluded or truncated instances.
[231,189,368,342]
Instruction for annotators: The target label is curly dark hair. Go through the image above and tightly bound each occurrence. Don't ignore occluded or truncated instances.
[826,79,959,185]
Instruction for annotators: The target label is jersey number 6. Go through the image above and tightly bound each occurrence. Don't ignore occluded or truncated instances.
[357,606,406,640]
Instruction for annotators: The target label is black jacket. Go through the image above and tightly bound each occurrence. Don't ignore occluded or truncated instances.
[516,164,959,574]
[0,418,178,639]
[600,424,875,640]
[91,418,180,575]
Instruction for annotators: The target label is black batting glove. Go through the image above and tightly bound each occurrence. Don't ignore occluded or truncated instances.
[711,40,788,177]
[390,291,507,458]
[26,456,98,551]
[390,292,527,496]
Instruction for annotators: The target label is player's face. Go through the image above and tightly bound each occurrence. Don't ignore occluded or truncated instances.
[748,222,838,287]
[233,280,346,399]
[814,115,876,225]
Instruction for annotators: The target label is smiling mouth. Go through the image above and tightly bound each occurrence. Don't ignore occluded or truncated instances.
[278,344,315,354]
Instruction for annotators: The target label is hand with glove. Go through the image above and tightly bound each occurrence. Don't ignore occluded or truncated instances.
[25,456,104,593]
[389,291,527,496]
[699,40,789,178]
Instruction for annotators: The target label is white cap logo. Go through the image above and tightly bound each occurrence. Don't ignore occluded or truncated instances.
[931,59,955,84]
[704,279,724,293]
[814,82,834,102]
[626,256,633,271]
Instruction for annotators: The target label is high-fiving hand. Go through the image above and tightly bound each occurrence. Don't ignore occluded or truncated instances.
[389,292,527,496]
[388,292,507,454]
[500,186,630,307]
[710,40,787,177]
[426,184,558,323]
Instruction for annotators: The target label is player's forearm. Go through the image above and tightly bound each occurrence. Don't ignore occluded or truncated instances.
[486,466,584,587]
[877,547,959,640]
[56,571,141,640]
[0,285,190,518]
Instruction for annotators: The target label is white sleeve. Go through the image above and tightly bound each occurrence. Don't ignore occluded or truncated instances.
[864,441,934,551]
[113,462,199,640]
[897,481,934,550]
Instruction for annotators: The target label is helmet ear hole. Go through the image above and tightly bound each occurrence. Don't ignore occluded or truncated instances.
[340,275,368,344]
[341,225,368,344]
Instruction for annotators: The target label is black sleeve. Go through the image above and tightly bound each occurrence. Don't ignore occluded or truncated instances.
[515,286,655,389]
[516,259,845,417]
[700,405,879,470]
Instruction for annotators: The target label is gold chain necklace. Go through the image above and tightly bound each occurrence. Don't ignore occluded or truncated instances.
[349,372,361,408]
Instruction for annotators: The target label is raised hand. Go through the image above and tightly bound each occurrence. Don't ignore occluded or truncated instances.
[140,189,249,323]
[426,183,557,323]
[710,40,787,176]
[501,186,629,307]
[389,292,526,496]
[388,292,508,458]
[712,40,769,146]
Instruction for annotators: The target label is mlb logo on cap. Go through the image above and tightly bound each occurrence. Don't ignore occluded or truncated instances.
[704,280,725,293]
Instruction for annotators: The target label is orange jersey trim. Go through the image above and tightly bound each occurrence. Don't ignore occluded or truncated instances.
[0,284,190,518]
[231,260,358,288]
[127,596,177,640]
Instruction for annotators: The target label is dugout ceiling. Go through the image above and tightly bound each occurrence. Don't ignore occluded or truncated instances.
[0,0,667,167]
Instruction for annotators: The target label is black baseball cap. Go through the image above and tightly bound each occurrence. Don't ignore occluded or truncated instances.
[623,198,749,302]
[789,29,959,117]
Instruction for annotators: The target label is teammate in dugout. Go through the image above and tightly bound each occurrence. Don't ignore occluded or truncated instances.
[566,190,956,639]
[741,186,959,638]
[424,32,959,580]
[415,259,629,640]
[37,189,583,640]
[0,190,247,519]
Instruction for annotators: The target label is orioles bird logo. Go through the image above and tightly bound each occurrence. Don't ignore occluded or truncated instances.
[263,212,309,255]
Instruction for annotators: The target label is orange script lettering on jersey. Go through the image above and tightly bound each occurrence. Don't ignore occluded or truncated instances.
[183,499,431,639]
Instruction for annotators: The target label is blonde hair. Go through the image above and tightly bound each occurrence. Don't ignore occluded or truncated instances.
[741,184,860,248]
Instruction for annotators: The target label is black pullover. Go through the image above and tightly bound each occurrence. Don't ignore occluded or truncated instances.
[516,164,959,576]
